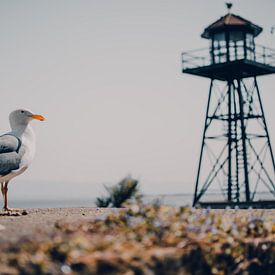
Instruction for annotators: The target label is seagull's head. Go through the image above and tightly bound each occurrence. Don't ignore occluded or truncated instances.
[9,109,45,130]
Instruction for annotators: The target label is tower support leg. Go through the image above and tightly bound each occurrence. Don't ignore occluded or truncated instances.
[193,80,213,206]
[254,77,275,173]
[192,77,275,207]
[227,81,232,201]
[236,79,250,202]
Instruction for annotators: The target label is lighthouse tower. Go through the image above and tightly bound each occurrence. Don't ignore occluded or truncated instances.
[182,6,275,208]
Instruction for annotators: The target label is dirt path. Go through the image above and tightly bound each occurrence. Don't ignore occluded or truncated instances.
[0,207,274,246]
[0,208,113,245]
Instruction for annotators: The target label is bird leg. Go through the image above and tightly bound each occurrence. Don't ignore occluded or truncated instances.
[1,182,4,201]
[2,181,9,211]
[1,181,22,213]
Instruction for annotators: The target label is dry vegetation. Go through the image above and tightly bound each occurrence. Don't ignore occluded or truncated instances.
[95,176,140,208]
[0,203,274,275]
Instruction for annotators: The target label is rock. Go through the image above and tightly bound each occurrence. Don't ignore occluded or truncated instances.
[22,210,28,215]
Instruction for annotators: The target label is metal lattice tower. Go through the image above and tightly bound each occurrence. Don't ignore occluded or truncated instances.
[182,9,275,208]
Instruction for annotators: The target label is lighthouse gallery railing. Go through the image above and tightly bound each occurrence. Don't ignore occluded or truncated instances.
[182,44,275,70]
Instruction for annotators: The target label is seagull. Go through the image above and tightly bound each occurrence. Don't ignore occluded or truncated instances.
[0,109,45,212]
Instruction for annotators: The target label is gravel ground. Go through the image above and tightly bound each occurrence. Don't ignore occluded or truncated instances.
[0,207,274,246]
[0,208,114,245]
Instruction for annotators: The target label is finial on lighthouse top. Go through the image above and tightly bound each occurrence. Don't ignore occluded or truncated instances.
[226,2,233,13]
[201,3,262,39]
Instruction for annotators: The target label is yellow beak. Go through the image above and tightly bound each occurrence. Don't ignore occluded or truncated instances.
[31,114,45,121]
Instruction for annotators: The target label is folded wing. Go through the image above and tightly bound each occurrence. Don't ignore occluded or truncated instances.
[0,135,22,176]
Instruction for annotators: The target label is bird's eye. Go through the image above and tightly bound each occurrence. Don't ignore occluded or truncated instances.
[21,110,25,113]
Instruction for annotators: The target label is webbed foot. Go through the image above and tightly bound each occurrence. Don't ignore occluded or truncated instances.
[1,208,28,216]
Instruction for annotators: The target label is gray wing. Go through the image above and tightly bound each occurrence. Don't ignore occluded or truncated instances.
[0,135,22,176]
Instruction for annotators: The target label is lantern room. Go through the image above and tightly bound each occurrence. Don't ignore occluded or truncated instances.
[201,13,262,64]
[181,7,275,81]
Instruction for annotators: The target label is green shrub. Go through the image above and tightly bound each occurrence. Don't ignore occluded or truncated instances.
[96,176,140,207]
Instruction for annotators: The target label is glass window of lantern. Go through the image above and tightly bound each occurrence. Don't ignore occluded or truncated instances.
[246,33,254,48]
[213,32,226,47]
[213,32,227,63]
[214,32,226,42]
[229,31,244,60]
[229,31,243,42]
[246,33,255,61]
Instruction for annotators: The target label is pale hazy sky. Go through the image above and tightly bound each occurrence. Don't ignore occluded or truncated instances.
[0,0,274,200]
